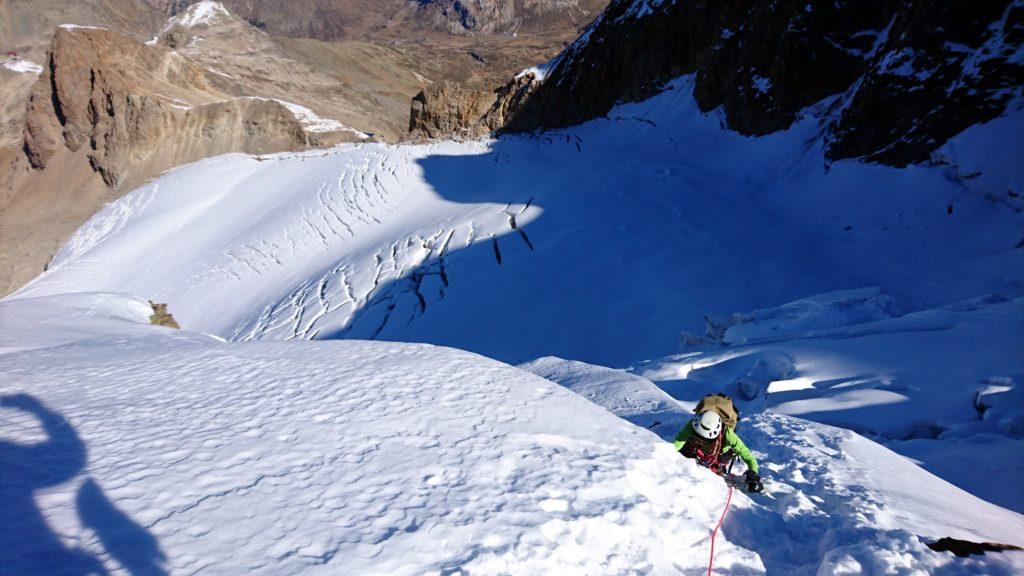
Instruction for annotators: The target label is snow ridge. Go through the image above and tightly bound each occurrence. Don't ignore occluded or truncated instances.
[0,325,762,575]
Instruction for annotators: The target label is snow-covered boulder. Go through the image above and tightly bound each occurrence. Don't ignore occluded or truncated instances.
[719,288,903,346]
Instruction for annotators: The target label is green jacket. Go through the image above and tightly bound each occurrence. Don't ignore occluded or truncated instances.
[673,420,758,474]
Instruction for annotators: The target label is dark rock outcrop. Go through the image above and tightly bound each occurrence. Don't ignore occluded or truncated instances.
[927,537,1024,557]
[148,301,181,329]
[448,0,1023,167]
[408,74,540,140]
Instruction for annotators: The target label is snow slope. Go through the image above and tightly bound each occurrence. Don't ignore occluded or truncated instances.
[3,70,1023,574]
[0,297,763,575]
[3,294,1023,575]
[520,355,1024,574]
[520,356,692,438]
[633,290,1024,512]
[0,292,159,355]
[9,77,1023,368]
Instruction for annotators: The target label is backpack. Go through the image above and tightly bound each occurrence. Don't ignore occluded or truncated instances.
[695,393,739,430]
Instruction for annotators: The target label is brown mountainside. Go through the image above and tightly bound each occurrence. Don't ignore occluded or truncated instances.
[0,0,599,296]
[148,0,607,39]
[1,25,321,295]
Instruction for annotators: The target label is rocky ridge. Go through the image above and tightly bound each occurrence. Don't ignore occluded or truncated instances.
[408,74,539,140]
[22,25,319,188]
[411,0,1024,167]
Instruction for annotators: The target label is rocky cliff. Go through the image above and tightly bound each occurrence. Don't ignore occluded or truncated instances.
[22,26,311,188]
[0,24,327,296]
[408,74,539,140]
[414,0,1024,167]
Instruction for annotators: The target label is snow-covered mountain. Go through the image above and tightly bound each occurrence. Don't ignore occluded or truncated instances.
[502,0,1024,166]
[2,0,1023,574]
[14,77,1022,365]
[4,70,1022,572]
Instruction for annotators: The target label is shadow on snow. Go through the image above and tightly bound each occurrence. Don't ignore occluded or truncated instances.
[0,393,167,575]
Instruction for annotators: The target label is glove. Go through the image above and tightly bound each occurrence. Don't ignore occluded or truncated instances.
[680,440,698,459]
[744,470,764,493]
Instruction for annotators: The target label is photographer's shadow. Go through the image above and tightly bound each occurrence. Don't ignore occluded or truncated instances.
[1,393,166,575]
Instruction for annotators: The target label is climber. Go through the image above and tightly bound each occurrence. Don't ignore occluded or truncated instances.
[673,393,764,493]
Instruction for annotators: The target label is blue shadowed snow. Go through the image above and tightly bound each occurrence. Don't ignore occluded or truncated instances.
[1,393,167,575]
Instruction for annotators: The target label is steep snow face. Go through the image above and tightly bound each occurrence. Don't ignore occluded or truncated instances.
[633,292,1024,512]
[723,413,1024,573]
[523,356,1024,573]
[11,78,1023,368]
[0,300,762,575]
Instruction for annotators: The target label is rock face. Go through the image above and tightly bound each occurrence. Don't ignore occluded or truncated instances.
[408,74,539,140]
[484,0,1023,166]
[825,2,1024,165]
[23,26,311,188]
[0,0,164,62]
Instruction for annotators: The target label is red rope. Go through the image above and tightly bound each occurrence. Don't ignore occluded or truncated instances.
[707,485,734,576]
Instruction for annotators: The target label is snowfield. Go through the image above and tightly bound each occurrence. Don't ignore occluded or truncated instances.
[12,78,1022,369]
[2,57,44,75]
[1,295,765,575]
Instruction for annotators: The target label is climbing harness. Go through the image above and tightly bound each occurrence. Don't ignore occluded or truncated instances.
[693,433,726,474]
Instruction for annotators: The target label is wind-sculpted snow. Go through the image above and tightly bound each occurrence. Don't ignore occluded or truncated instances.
[525,355,1024,573]
[728,414,1024,574]
[634,293,1024,513]
[520,356,692,438]
[0,310,763,575]
[12,78,1024,368]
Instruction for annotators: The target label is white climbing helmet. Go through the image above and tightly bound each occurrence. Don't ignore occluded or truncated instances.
[693,411,723,440]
